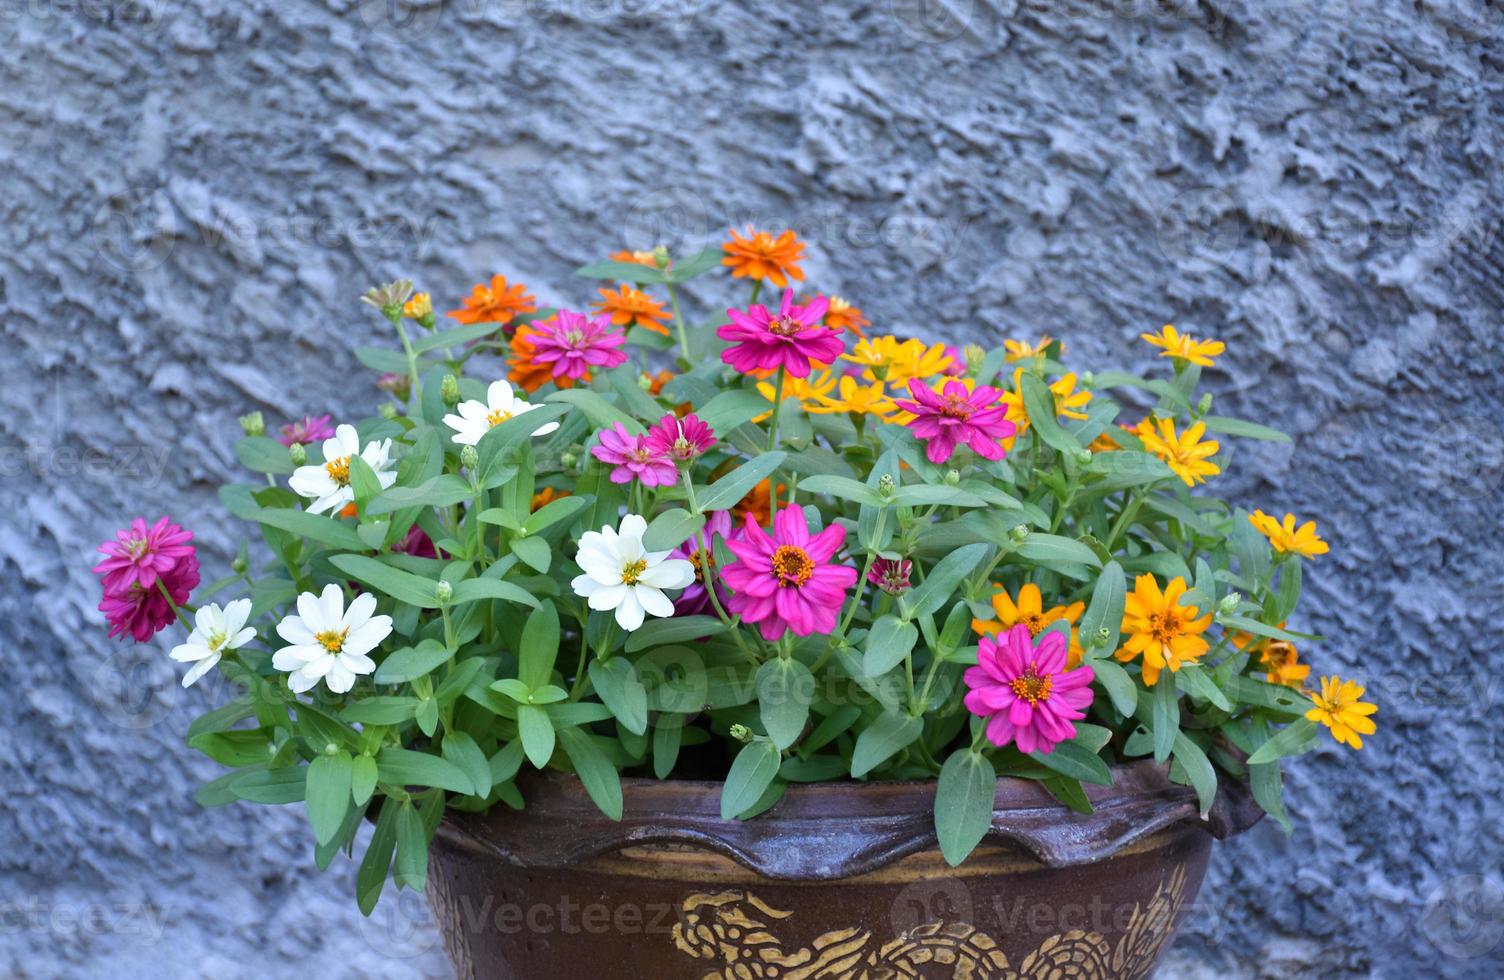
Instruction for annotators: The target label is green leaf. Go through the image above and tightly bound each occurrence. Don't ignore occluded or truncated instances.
[235,436,294,475]
[518,603,560,689]
[1219,616,1312,644]
[341,697,421,725]
[251,508,369,551]
[694,389,772,435]
[797,475,886,507]
[450,578,540,609]
[230,766,307,804]
[1016,534,1103,569]
[652,722,683,779]
[695,452,787,513]
[517,704,556,769]
[1030,739,1113,786]
[375,747,474,795]
[1087,451,1174,488]
[643,509,706,551]
[1171,734,1218,816]
[393,801,428,890]
[589,658,648,736]
[558,728,624,820]
[1041,775,1093,815]
[624,616,728,652]
[367,474,474,515]
[864,615,919,676]
[523,495,589,535]
[891,484,989,508]
[547,388,643,432]
[330,554,438,608]
[1019,374,1083,454]
[666,247,722,283]
[305,752,353,846]
[756,659,813,751]
[509,535,551,573]
[935,750,996,867]
[1246,717,1319,765]
[373,639,451,685]
[574,259,669,285]
[1152,676,1179,764]
[903,543,990,620]
[410,321,505,354]
[1090,659,1138,717]
[1176,664,1232,711]
[356,797,399,915]
[1273,559,1302,623]
[851,710,924,778]
[1229,512,1273,587]
[351,755,378,806]
[1201,415,1291,443]
[442,731,492,799]
[1079,560,1125,655]
[720,741,782,819]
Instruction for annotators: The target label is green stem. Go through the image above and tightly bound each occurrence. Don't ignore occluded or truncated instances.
[681,468,700,514]
[392,317,422,405]
[666,282,690,366]
[833,509,886,639]
[766,366,786,453]
[154,580,194,631]
[749,281,763,307]
[1106,488,1149,551]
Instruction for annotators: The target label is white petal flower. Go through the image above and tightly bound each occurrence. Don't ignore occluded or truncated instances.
[571,513,695,631]
[443,380,560,447]
[169,598,257,688]
[272,584,392,694]
[288,423,397,515]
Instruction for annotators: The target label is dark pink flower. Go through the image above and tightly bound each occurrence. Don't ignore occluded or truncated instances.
[717,289,844,379]
[527,310,628,380]
[868,557,912,595]
[277,414,335,447]
[722,505,858,641]
[941,345,966,376]
[395,523,437,559]
[964,624,1094,754]
[92,517,197,594]
[669,510,735,616]
[895,379,1017,464]
[97,558,200,643]
[592,422,678,487]
[644,412,716,462]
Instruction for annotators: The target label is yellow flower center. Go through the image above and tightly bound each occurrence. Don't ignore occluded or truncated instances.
[688,548,715,585]
[314,627,349,654]
[1022,614,1046,637]
[1010,666,1053,705]
[621,558,648,585]
[1147,611,1183,644]
[771,545,814,587]
[486,408,513,427]
[205,628,229,652]
[767,315,803,337]
[325,456,351,487]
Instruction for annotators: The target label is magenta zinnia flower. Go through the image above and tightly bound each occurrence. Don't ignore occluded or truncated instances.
[722,505,858,641]
[868,557,913,595]
[395,523,438,559]
[644,412,716,462]
[669,510,735,616]
[277,414,335,447]
[527,310,628,380]
[592,422,678,487]
[964,624,1094,755]
[895,379,1017,464]
[92,516,197,594]
[717,289,844,379]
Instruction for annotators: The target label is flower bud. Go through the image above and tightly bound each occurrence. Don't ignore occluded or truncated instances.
[460,445,479,470]
[1073,449,1093,467]
[238,412,265,437]
[1095,626,1112,647]
[729,724,753,743]
[1198,393,1213,414]
[964,344,986,374]
[1079,371,1094,389]
[440,374,461,407]
[434,580,454,605]
[652,245,671,269]
[1218,591,1241,614]
[944,469,961,486]
[376,372,412,402]
[403,291,433,322]
[638,372,655,390]
[877,473,897,497]
[231,554,248,574]
[561,451,579,471]
[1009,524,1030,544]
[288,443,307,465]
[379,403,399,421]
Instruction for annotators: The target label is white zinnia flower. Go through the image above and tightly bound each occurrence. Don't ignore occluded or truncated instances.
[272,584,392,694]
[169,598,257,688]
[571,514,695,631]
[443,380,560,447]
[288,423,397,515]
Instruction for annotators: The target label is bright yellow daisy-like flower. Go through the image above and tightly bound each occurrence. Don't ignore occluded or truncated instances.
[1004,335,1058,362]
[1259,639,1311,688]
[1248,510,1329,559]
[753,369,838,421]
[841,336,953,387]
[972,582,1086,668]
[1138,417,1220,486]
[808,376,897,418]
[1116,574,1213,686]
[1141,324,1225,367]
[1306,676,1377,749]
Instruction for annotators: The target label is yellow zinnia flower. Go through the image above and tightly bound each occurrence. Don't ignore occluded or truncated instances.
[1248,510,1329,559]
[973,582,1086,667]
[1306,676,1377,749]
[1004,335,1057,362]
[1258,639,1311,688]
[1141,324,1225,367]
[753,369,838,421]
[996,369,1093,448]
[402,291,432,320]
[1116,574,1213,686]
[808,376,897,418]
[841,336,953,387]
[1138,417,1220,486]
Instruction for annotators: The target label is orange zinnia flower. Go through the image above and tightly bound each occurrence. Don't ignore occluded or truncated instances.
[447,275,537,326]
[507,324,576,393]
[731,477,786,527]
[593,284,672,335]
[642,370,675,396]
[611,249,661,268]
[822,295,869,336]
[722,228,805,288]
[530,487,570,512]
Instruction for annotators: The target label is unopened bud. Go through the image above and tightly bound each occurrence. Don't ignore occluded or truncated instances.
[729,724,753,743]
[1198,393,1213,414]
[441,374,461,407]
[238,412,265,437]
[379,402,399,421]
[460,445,479,470]
[877,474,897,496]
[231,554,248,574]
[1218,591,1241,615]
[288,443,307,466]
[434,580,454,605]
[1009,524,1030,544]
[561,451,579,470]
[944,469,961,486]
[964,344,986,374]
[652,245,671,269]
[638,372,655,390]
[1094,626,1112,646]
[1080,371,1095,389]
[1073,449,1093,467]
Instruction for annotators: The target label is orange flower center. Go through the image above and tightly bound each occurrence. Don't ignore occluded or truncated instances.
[1022,614,1046,636]
[621,558,648,585]
[688,548,715,584]
[771,545,814,587]
[325,456,351,487]
[1010,666,1052,705]
[940,394,973,419]
[767,315,803,337]
[1147,611,1183,644]
[314,627,349,654]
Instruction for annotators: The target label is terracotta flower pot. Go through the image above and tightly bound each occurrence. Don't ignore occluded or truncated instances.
[426,760,1262,979]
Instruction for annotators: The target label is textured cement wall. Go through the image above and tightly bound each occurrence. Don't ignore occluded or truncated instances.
[1,1,1501,977]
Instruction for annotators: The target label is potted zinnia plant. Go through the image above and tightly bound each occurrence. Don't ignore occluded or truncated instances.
[94,231,1375,979]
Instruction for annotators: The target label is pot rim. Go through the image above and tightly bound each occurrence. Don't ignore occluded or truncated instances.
[434,759,1263,880]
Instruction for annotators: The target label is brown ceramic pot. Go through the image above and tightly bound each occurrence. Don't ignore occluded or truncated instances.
[426,760,1262,979]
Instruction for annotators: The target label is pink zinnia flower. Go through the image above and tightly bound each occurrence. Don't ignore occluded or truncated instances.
[669,510,735,616]
[868,557,912,595]
[592,422,678,487]
[395,523,437,559]
[644,412,716,462]
[717,289,844,379]
[722,505,858,641]
[941,345,966,376]
[277,414,335,447]
[92,516,197,594]
[895,379,1017,464]
[964,624,1094,755]
[527,310,628,380]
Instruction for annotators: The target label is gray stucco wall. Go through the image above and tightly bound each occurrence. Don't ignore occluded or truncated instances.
[2,1,1500,977]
